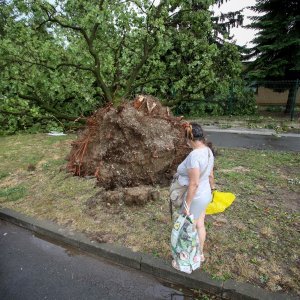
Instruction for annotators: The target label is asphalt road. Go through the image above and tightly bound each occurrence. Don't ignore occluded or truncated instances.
[206,131,300,152]
[0,220,193,300]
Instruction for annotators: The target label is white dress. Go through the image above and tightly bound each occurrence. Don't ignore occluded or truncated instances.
[177,147,214,219]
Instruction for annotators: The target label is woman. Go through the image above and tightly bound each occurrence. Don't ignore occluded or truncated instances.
[177,122,215,262]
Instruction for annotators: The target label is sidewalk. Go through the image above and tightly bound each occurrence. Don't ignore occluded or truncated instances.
[0,208,297,300]
[203,126,300,138]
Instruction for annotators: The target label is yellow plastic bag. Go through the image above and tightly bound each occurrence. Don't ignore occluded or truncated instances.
[206,190,236,215]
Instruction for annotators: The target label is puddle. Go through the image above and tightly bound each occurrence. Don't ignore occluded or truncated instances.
[160,280,223,299]
[31,232,82,257]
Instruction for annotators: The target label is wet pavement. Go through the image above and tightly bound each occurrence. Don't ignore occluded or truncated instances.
[0,220,202,300]
[206,131,300,152]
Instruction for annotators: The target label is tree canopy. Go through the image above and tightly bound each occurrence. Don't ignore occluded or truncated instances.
[247,0,300,81]
[0,0,253,134]
[246,0,300,113]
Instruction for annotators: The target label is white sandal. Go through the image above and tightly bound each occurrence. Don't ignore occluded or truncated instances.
[200,254,205,262]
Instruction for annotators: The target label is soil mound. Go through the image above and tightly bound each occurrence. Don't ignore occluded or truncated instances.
[67,95,189,191]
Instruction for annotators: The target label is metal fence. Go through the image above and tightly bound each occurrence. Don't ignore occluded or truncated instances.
[250,80,300,121]
[173,79,299,121]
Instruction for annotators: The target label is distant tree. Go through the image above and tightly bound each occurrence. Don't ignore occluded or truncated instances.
[211,0,244,45]
[246,0,300,113]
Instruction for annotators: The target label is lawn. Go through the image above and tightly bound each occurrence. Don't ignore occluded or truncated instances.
[0,133,299,296]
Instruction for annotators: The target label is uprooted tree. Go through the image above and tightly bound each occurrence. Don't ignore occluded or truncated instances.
[67,95,190,206]
[0,0,252,134]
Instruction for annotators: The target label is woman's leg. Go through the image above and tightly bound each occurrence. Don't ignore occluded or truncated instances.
[196,211,206,260]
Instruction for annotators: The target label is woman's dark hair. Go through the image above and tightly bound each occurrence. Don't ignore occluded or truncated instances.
[185,122,215,155]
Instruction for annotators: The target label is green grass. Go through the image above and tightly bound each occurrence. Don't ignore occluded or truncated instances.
[0,134,70,173]
[0,133,299,296]
[0,171,9,180]
[0,185,26,202]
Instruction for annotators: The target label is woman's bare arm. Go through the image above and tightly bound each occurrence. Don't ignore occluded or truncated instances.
[209,168,215,190]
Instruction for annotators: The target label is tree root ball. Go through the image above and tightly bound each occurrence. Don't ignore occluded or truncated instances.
[67,95,190,204]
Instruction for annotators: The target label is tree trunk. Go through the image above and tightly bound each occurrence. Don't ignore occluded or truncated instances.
[285,84,296,114]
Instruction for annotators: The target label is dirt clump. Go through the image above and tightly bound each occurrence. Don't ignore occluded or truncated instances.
[67,95,189,203]
[86,185,160,208]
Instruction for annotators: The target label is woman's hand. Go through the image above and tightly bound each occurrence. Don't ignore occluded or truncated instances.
[183,205,190,216]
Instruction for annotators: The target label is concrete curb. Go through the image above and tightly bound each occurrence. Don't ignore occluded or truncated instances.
[203,126,300,137]
[0,208,297,300]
